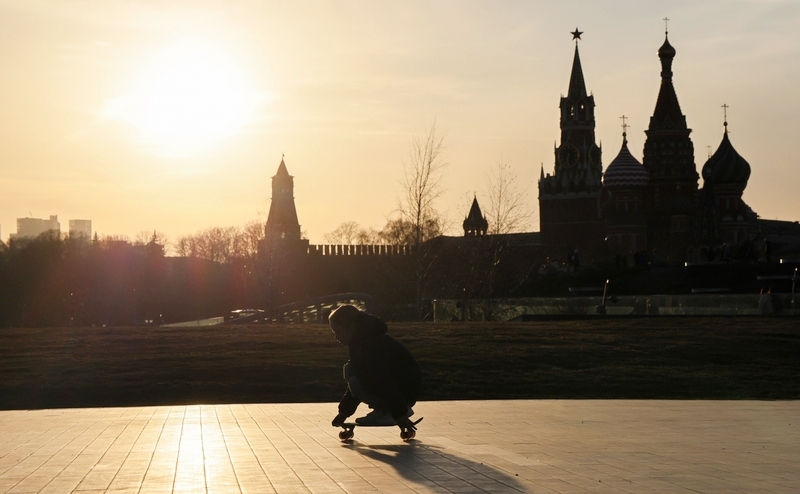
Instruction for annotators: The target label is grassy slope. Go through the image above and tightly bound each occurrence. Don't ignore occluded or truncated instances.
[1,317,798,410]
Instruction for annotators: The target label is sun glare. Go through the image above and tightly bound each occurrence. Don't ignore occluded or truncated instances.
[104,38,265,156]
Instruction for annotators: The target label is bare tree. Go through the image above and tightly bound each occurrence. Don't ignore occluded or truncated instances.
[325,221,395,245]
[396,120,449,319]
[134,231,152,246]
[399,119,448,247]
[233,220,265,260]
[175,220,266,263]
[323,221,363,244]
[484,158,533,235]
[175,235,197,258]
[200,226,239,263]
[451,159,534,321]
[379,218,441,246]
[355,227,382,245]
[100,234,131,246]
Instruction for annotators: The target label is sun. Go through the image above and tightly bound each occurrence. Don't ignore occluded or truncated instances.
[104,38,265,156]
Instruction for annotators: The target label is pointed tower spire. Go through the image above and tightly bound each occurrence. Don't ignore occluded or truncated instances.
[648,30,686,132]
[463,195,488,236]
[555,27,600,186]
[276,154,289,176]
[643,28,695,172]
[567,42,588,100]
[266,156,302,241]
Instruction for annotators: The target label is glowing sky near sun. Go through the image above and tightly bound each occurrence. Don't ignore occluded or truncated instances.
[1,0,799,245]
[102,37,266,156]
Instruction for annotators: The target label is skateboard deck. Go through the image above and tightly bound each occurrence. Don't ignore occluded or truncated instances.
[337,417,423,442]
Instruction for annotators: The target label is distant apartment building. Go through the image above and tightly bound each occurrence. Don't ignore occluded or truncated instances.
[69,219,92,238]
[12,215,61,240]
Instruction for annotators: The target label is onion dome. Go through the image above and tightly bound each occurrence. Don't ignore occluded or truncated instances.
[603,136,648,188]
[658,35,676,59]
[701,127,751,187]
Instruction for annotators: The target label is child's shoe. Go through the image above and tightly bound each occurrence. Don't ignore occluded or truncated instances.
[355,409,396,426]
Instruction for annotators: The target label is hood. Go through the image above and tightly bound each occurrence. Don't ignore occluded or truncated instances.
[354,313,388,340]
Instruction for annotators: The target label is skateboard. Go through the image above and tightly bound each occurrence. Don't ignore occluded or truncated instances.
[337,417,423,442]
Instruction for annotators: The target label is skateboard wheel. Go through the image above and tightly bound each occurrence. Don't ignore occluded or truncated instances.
[401,430,415,441]
[339,430,354,441]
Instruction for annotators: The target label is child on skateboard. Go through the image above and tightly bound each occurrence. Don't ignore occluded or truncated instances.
[329,305,422,432]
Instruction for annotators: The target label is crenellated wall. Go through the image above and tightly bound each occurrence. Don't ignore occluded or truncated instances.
[307,244,411,256]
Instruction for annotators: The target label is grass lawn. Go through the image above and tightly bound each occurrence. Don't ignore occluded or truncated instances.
[1,317,798,410]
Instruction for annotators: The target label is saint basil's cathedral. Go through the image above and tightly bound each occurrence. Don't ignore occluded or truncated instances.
[535,28,799,263]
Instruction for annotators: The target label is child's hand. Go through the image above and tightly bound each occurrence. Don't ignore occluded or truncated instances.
[331,413,348,426]
[395,415,417,431]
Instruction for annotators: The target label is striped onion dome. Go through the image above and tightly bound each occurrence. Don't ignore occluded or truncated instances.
[701,130,751,187]
[603,137,648,189]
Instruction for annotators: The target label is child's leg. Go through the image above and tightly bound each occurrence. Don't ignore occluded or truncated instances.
[343,362,389,411]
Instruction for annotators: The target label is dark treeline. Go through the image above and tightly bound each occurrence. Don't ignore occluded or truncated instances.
[0,231,260,328]
[0,220,434,328]
[0,225,544,327]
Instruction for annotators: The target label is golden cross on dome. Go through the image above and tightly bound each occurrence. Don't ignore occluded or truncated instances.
[722,103,729,133]
[620,115,629,137]
[663,17,670,34]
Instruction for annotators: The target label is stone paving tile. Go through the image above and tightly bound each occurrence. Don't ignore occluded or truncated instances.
[0,400,798,493]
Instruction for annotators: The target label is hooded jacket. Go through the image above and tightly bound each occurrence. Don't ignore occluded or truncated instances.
[338,313,422,420]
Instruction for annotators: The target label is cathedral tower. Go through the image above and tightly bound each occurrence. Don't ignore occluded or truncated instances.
[642,29,699,259]
[697,118,753,247]
[539,29,605,254]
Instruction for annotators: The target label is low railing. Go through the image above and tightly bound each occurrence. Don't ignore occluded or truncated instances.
[223,292,375,324]
[433,293,799,322]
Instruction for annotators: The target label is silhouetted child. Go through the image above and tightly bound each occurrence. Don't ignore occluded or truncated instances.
[329,305,421,430]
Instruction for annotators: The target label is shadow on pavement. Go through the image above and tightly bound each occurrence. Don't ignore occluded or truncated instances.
[345,441,528,492]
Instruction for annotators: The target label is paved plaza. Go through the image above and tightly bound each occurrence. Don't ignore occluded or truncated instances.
[0,400,798,493]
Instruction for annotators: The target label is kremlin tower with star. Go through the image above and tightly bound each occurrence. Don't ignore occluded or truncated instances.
[538,28,606,255]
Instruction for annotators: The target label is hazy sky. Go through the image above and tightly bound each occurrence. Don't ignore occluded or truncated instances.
[1,0,799,244]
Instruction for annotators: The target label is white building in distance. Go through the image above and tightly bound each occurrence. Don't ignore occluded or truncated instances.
[69,219,92,239]
[12,215,61,240]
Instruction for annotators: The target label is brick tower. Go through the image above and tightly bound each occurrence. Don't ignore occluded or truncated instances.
[266,156,302,241]
[539,29,605,255]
